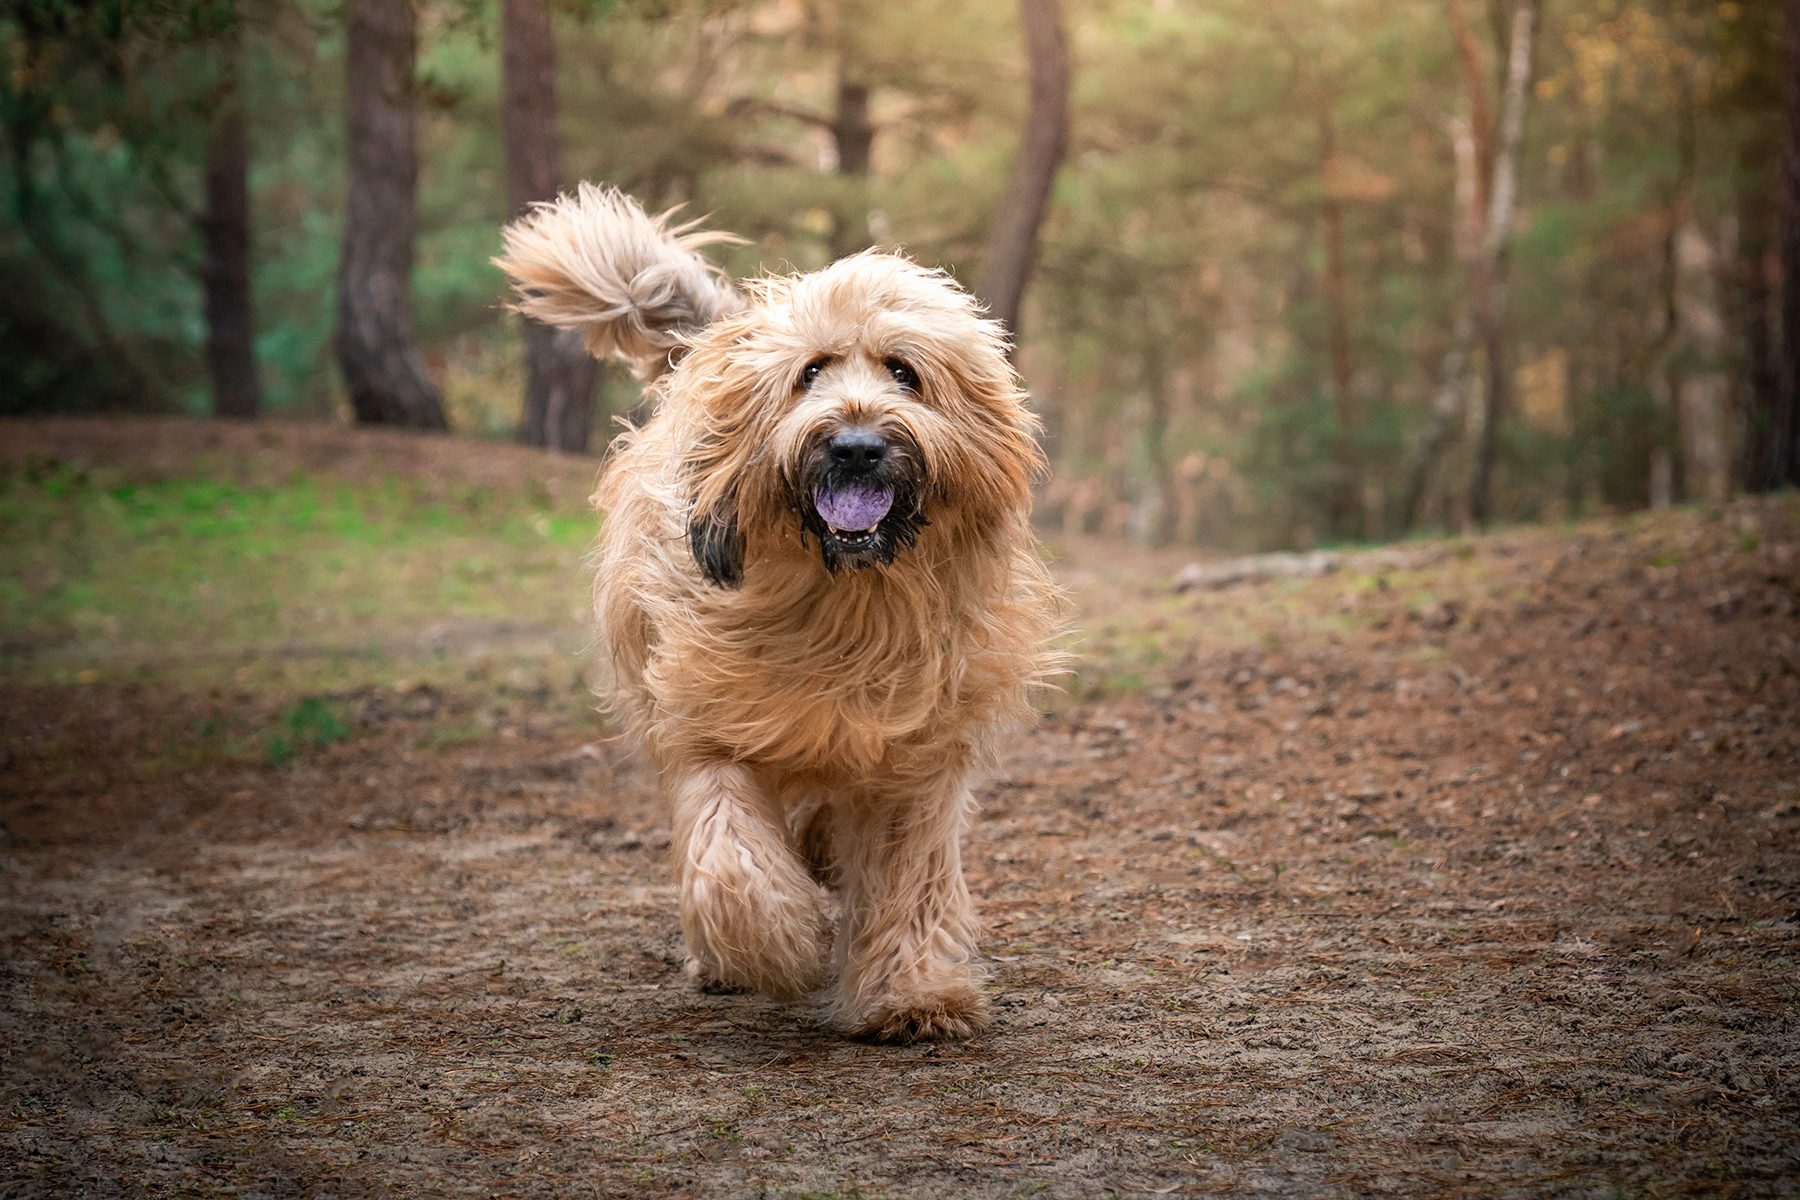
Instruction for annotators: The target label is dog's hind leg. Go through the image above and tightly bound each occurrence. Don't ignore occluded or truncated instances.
[783,788,838,887]
[670,762,828,1000]
[828,773,991,1043]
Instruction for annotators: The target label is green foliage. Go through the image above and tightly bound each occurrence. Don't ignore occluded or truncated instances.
[0,0,1785,547]
[0,0,237,411]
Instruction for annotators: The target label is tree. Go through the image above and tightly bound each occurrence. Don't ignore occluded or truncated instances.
[335,0,446,429]
[502,0,599,452]
[976,0,1069,343]
[201,0,261,419]
[1469,0,1538,527]
[0,0,239,412]
[1317,101,1361,539]
[1400,0,1507,527]
[715,3,904,261]
[826,61,876,260]
[1739,138,1784,495]
[1399,118,1479,529]
[1780,0,1800,486]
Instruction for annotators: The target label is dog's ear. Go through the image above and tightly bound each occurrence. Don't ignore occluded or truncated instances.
[495,184,746,381]
[688,498,744,588]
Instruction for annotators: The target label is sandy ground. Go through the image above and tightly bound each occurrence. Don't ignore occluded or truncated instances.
[2,422,1798,1197]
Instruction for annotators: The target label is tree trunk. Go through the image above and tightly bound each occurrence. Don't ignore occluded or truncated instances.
[1741,157,1785,493]
[201,4,261,420]
[976,0,1069,345]
[1400,113,1479,530]
[1780,0,1800,485]
[502,0,598,453]
[1403,313,1476,528]
[335,0,447,430]
[1399,0,1497,531]
[1318,104,1361,540]
[1469,0,1537,526]
[827,70,875,260]
[1134,336,1175,546]
[1449,0,1493,219]
[1649,82,1698,507]
[1563,348,1590,516]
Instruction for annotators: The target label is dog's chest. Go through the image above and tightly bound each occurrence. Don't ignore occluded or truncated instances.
[668,582,972,774]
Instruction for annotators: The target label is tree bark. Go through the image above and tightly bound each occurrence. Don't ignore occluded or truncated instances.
[976,0,1069,345]
[1400,0,1505,531]
[827,69,875,259]
[1400,113,1479,529]
[1562,347,1591,515]
[201,4,261,420]
[1318,104,1362,540]
[1448,0,1493,222]
[1403,315,1476,528]
[1780,0,1800,485]
[1648,81,1698,507]
[1135,336,1175,546]
[502,0,598,453]
[1468,0,1537,527]
[335,0,447,430]
[1741,160,1785,492]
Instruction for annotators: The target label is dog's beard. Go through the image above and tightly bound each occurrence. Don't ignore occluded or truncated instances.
[794,444,928,573]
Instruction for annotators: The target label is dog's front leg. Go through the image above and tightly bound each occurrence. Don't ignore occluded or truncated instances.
[670,762,828,999]
[829,774,991,1042]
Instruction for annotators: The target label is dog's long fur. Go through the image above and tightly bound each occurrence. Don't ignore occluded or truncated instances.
[500,184,746,381]
[497,187,1061,1041]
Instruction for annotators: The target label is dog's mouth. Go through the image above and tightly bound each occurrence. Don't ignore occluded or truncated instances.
[812,483,894,551]
[797,457,927,572]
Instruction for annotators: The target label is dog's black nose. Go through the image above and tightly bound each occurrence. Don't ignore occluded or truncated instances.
[827,429,887,471]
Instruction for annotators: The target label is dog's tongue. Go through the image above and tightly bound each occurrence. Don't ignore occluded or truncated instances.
[814,483,894,532]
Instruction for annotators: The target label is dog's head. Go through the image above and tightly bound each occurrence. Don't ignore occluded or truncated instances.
[496,189,1042,587]
[675,254,1042,586]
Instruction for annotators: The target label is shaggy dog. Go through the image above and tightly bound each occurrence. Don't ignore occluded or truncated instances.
[497,186,1060,1041]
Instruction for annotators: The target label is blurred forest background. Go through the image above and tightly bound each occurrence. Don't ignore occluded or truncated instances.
[1,0,1794,551]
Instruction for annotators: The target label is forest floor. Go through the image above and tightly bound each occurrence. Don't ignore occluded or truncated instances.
[3,417,1798,1198]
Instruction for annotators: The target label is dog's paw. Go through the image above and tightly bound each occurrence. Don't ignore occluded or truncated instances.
[848,988,993,1044]
[684,957,752,995]
[682,887,828,1001]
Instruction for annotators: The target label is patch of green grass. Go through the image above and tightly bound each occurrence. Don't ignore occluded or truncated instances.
[0,464,596,692]
[264,697,353,765]
[419,721,487,750]
[151,710,253,772]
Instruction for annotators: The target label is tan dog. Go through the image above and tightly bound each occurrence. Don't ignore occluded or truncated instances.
[497,186,1061,1041]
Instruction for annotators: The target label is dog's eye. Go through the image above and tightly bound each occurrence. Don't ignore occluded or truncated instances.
[885,358,919,392]
[799,358,830,391]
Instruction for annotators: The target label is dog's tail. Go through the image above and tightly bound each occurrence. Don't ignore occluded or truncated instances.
[496,184,745,381]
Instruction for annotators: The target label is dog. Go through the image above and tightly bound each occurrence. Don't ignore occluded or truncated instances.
[497,186,1061,1041]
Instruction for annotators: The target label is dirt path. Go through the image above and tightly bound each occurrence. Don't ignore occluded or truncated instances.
[3,436,1798,1196]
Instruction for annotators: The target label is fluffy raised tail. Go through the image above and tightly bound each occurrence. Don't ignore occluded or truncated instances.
[495,184,745,380]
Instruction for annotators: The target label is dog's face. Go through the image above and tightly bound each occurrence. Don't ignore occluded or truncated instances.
[787,351,932,572]
[676,254,1042,586]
